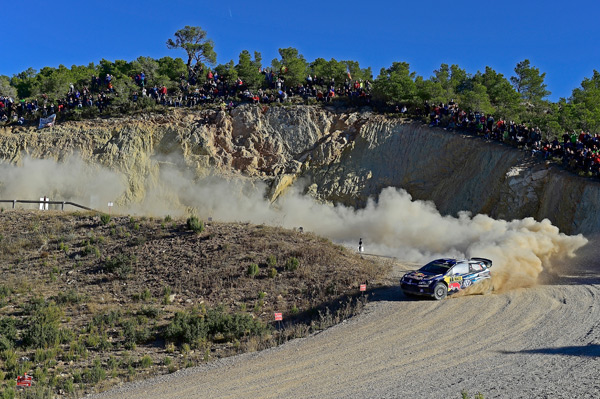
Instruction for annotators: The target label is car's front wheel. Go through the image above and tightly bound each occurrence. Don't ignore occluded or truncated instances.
[433,283,448,300]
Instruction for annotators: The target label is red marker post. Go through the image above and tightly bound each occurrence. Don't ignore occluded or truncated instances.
[360,284,367,292]
[274,312,283,332]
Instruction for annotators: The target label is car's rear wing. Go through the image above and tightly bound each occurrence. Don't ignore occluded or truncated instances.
[470,257,493,268]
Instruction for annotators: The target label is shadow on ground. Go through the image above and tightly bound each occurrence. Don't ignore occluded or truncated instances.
[500,344,600,357]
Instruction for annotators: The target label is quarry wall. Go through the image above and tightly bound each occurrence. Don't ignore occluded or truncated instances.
[1,105,598,235]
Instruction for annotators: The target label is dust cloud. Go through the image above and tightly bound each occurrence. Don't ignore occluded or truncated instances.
[0,156,125,210]
[0,157,588,291]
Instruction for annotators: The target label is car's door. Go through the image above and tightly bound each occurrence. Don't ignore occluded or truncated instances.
[447,263,469,290]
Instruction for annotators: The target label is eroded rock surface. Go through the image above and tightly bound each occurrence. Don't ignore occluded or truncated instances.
[1,105,599,234]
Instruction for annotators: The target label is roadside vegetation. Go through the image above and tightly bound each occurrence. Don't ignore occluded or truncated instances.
[0,210,388,397]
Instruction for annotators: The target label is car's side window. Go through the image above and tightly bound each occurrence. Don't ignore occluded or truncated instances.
[469,263,483,272]
[451,263,469,275]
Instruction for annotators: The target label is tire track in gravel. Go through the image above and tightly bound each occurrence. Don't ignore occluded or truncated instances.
[89,246,600,399]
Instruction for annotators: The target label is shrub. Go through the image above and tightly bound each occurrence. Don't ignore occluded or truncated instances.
[140,355,152,368]
[22,303,63,348]
[164,215,172,222]
[268,268,277,278]
[247,263,259,277]
[285,257,300,271]
[266,255,277,267]
[140,306,161,318]
[141,288,152,301]
[84,358,106,384]
[61,378,74,394]
[80,240,100,257]
[0,336,13,351]
[100,214,111,225]
[186,216,204,233]
[58,242,69,253]
[91,309,122,330]
[0,317,17,349]
[122,319,153,349]
[164,306,267,345]
[104,254,136,278]
[55,289,83,305]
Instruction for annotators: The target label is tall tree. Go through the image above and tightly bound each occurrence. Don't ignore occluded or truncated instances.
[459,82,494,114]
[569,70,600,132]
[166,26,217,79]
[372,62,417,104]
[0,75,16,98]
[10,67,37,99]
[271,47,308,87]
[342,61,372,82]
[236,50,262,89]
[431,64,468,100]
[157,56,188,82]
[215,60,238,83]
[479,66,522,120]
[510,59,551,103]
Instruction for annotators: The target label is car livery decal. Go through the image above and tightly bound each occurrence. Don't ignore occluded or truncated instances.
[444,275,462,291]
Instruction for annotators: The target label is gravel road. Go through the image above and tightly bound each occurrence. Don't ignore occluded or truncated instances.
[89,244,600,399]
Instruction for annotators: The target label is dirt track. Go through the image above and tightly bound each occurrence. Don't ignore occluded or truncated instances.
[89,246,600,399]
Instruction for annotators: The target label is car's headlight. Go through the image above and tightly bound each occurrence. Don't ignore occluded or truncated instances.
[418,280,432,287]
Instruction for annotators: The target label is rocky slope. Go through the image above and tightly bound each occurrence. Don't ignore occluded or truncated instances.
[1,105,599,235]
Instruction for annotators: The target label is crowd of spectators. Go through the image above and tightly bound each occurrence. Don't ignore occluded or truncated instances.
[3,69,600,179]
[417,100,600,177]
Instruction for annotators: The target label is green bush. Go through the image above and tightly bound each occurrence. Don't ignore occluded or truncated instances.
[22,303,63,348]
[90,309,122,330]
[84,358,106,385]
[247,263,259,277]
[0,317,17,349]
[140,305,161,318]
[285,257,300,271]
[122,319,153,349]
[266,255,277,267]
[268,268,277,278]
[186,216,204,233]
[55,288,83,305]
[83,242,100,257]
[140,355,152,368]
[104,254,136,278]
[100,214,111,225]
[141,288,152,301]
[164,306,267,345]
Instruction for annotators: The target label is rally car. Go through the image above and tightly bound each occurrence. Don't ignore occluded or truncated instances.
[400,258,493,300]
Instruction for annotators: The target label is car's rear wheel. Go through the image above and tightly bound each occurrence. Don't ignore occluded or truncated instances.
[433,283,448,300]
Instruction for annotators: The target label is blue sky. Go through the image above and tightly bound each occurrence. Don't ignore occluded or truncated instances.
[1,0,598,101]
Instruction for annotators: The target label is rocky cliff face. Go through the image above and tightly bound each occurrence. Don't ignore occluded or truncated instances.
[1,105,598,235]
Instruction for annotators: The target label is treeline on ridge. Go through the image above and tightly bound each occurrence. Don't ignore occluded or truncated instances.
[1,25,600,138]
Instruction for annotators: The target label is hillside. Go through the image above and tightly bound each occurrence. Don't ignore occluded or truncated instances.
[0,210,389,397]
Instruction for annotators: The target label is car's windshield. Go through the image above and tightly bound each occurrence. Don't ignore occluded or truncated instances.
[419,261,452,275]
